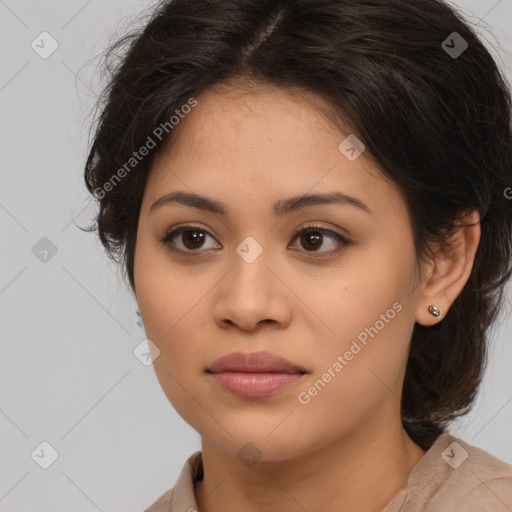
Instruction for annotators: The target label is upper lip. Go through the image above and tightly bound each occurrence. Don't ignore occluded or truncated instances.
[207,351,307,374]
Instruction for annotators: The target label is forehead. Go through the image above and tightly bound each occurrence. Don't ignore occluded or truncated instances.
[162,83,351,160]
[144,83,405,219]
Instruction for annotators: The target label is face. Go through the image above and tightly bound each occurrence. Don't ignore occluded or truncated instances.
[134,83,423,461]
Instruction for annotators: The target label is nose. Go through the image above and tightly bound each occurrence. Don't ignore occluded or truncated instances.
[212,250,292,333]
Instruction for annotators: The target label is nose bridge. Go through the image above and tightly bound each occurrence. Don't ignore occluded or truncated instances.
[213,232,288,330]
[235,234,266,266]
[230,233,273,299]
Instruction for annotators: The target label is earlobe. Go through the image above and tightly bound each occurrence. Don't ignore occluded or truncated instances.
[416,303,443,326]
[415,210,481,326]
[427,305,441,317]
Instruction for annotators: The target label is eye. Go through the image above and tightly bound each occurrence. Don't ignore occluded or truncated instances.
[289,223,352,257]
[159,224,219,254]
[159,222,352,257]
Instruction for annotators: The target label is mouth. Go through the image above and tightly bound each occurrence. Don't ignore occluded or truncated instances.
[206,351,307,398]
[207,351,307,374]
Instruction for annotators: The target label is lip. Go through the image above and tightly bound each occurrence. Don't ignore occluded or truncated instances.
[207,351,307,374]
[207,351,307,398]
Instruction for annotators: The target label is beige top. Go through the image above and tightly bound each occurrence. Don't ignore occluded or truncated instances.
[143,433,512,512]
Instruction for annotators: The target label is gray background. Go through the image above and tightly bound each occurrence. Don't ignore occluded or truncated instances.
[1,1,511,511]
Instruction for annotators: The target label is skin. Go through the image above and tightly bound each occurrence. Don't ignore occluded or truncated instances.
[133,82,481,512]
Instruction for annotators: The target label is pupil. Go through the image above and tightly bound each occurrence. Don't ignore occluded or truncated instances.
[302,232,321,250]
[184,230,204,249]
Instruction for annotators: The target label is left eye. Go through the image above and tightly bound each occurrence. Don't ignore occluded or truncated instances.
[159,223,352,257]
[289,225,351,256]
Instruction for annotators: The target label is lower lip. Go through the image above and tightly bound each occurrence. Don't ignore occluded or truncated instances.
[209,371,304,397]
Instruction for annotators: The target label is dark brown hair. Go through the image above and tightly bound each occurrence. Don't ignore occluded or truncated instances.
[83,0,512,451]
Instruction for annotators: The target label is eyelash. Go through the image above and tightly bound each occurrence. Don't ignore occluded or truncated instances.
[159,223,352,258]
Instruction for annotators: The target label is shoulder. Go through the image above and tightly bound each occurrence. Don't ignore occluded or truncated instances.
[453,476,512,512]
[426,434,512,512]
[142,487,174,512]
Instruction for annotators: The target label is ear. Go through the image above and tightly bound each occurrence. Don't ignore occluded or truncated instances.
[415,209,481,326]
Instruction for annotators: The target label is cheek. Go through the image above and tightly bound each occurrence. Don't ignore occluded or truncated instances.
[304,245,416,394]
[134,245,208,379]
[310,259,407,340]
[134,251,206,412]
[316,301,410,381]
[297,311,412,437]
[134,238,184,336]
[134,271,169,340]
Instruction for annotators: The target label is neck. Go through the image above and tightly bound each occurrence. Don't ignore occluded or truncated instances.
[195,418,426,512]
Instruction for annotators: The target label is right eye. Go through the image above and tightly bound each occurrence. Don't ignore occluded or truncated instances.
[159,224,221,254]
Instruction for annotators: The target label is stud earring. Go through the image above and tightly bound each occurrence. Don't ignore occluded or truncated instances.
[428,305,440,317]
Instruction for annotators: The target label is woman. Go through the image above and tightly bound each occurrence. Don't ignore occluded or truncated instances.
[83,0,512,510]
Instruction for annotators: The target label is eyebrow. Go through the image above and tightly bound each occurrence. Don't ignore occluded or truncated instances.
[149,190,373,216]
